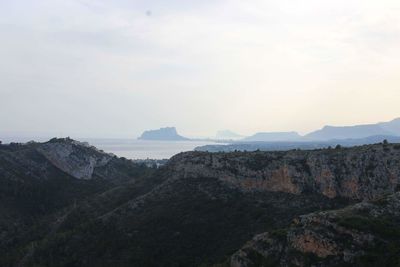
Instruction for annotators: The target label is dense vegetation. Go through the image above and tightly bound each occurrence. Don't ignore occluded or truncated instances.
[1,139,400,266]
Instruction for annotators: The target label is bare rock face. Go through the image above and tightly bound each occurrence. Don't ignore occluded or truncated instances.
[167,143,400,200]
[36,138,112,179]
[231,192,400,267]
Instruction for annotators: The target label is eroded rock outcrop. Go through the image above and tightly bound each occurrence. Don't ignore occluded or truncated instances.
[3,139,400,267]
[36,138,112,179]
[167,143,400,200]
[231,192,400,267]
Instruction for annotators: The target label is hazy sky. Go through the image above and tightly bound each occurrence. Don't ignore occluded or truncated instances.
[1,0,400,138]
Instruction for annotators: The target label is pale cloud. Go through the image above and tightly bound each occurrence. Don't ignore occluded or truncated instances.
[0,0,399,137]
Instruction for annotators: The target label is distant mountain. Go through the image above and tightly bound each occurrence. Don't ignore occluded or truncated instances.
[196,135,400,152]
[243,131,302,142]
[379,117,400,134]
[138,127,189,141]
[305,118,400,141]
[215,130,244,140]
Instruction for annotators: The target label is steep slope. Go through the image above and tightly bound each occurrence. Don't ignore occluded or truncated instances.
[22,172,345,267]
[3,140,400,267]
[17,142,400,267]
[231,192,400,267]
[0,138,156,266]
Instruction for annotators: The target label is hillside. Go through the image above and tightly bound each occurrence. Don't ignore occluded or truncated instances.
[0,138,156,266]
[232,192,400,266]
[1,139,400,266]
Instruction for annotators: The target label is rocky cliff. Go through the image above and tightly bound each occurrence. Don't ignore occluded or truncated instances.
[231,192,400,267]
[2,139,400,267]
[169,143,400,200]
[36,138,112,179]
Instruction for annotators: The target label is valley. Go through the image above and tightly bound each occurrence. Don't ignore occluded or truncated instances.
[1,138,399,266]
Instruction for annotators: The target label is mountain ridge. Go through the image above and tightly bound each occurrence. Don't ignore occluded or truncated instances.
[242,131,302,142]
[236,117,400,143]
[2,138,400,266]
[304,117,400,141]
[196,135,400,152]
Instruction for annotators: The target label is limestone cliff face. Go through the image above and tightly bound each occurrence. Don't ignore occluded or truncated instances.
[167,143,400,200]
[0,138,151,185]
[36,138,112,179]
[231,192,400,267]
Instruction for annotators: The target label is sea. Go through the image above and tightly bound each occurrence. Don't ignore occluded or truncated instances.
[84,139,218,159]
[0,136,219,159]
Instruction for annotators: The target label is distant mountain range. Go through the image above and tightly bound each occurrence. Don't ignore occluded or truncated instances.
[138,118,400,143]
[196,135,400,152]
[304,118,400,141]
[138,127,189,141]
[243,131,302,142]
[215,130,244,140]
[196,118,400,152]
[238,118,400,142]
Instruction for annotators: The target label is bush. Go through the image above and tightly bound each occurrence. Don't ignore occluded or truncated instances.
[383,139,389,145]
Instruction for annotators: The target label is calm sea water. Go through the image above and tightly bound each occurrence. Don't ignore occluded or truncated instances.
[0,137,218,159]
[81,139,219,159]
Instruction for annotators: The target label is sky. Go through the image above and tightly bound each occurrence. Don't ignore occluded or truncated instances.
[0,0,400,138]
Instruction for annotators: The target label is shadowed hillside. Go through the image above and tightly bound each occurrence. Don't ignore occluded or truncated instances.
[1,139,400,266]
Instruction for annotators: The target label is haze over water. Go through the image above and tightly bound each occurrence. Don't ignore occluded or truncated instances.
[82,139,219,159]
